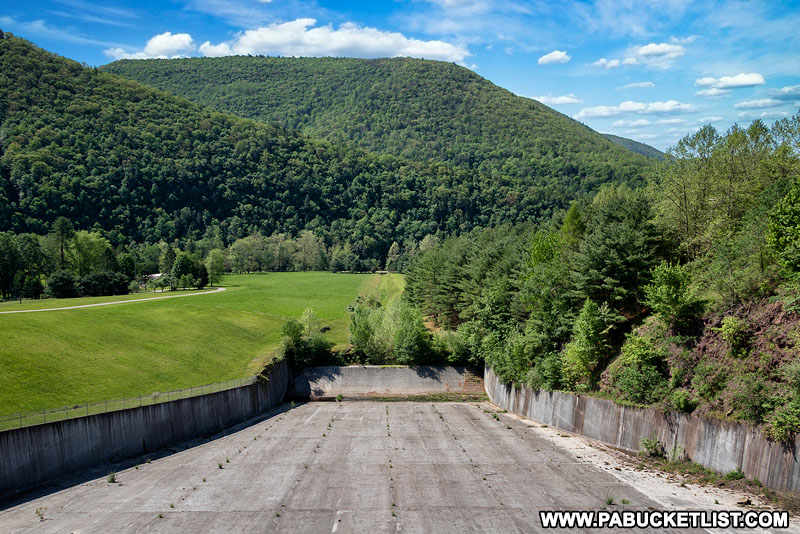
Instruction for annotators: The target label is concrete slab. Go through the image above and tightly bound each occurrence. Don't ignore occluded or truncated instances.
[0,402,790,533]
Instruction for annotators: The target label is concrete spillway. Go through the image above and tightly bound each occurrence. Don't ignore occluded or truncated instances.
[287,365,484,400]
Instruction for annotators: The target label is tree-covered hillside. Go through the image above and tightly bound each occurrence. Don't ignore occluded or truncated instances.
[602,134,665,160]
[102,55,652,187]
[1,33,629,263]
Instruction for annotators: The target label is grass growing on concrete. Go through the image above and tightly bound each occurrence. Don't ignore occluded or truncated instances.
[0,272,371,415]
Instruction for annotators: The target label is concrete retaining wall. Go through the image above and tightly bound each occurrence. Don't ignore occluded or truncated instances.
[288,365,482,399]
[485,366,800,492]
[0,359,288,498]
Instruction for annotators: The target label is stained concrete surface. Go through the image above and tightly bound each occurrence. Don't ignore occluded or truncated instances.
[0,402,787,533]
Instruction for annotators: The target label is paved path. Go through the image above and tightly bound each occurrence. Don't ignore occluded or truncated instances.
[0,287,226,314]
[0,402,791,533]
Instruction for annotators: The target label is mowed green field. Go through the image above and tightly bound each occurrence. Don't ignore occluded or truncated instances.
[0,272,373,415]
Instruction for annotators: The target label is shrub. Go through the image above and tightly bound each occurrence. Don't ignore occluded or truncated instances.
[80,271,129,296]
[280,317,334,368]
[692,361,727,402]
[670,390,697,413]
[730,374,770,423]
[725,468,745,481]
[349,299,433,365]
[782,360,800,395]
[526,352,563,391]
[644,261,705,330]
[47,269,79,298]
[561,299,610,391]
[607,334,669,404]
[767,398,800,442]
[640,431,664,457]
[715,316,751,358]
[432,330,470,365]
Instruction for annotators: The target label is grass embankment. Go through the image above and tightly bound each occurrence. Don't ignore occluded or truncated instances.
[358,272,406,305]
[0,272,371,415]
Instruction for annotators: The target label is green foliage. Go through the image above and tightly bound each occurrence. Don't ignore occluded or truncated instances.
[80,271,129,296]
[280,313,337,368]
[102,55,652,202]
[730,374,770,423]
[644,261,704,329]
[570,185,661,317]
[607,334,669,405]
[349,299,433,365]
[46,270,78,298]
[640,431,664,458]
[482,330,530,384]
[715,316,751,358]
[767,399,800,442]
[0,36,650,269]
[769,177,800,273]
[526,352,563,392]
[670,390,697,414]
[725,468,745,481]
[561,299,611,391]
[691,362,728,402]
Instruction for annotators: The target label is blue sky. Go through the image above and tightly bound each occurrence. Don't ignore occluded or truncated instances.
[2,0,799,150]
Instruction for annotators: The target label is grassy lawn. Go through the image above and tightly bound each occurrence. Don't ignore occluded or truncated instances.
[0,272,373,416]
[0,287,218,311]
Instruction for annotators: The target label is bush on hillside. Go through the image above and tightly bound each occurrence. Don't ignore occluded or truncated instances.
[644,261,705,330]
[607,334,669,404]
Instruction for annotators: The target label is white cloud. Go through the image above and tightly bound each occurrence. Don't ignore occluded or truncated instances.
[694,73,765,88]
[617,81,654,89]
[655,118,685,125]
[575,100,695,119]
[538,50,570,65]
[533,93,582,105]
[737,110,792,120]
[636,42,684,57]
[695,88,731,98]
[592,57,620,69]
[670,35,698,44]
[198,19,470,64]
[105,31,196,60]
[625,42,685,69]
[734,98,783,109]
[612,119,651,127]
[699,116,723,123]
[771,84,800,101]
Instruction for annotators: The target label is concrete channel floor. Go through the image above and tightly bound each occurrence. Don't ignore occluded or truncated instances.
[0,401,792,533]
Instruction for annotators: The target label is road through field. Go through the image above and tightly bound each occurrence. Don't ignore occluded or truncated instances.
[0,287,227,314]
[1,402,790,533]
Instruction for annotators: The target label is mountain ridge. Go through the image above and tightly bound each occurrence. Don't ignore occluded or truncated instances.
[101,55,653,184]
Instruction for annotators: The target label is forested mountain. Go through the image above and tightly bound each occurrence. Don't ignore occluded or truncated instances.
[601,134,664,160]
[1,32,635,263]
[102,55,653,187]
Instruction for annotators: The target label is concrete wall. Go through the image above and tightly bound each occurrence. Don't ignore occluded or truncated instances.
[0,359,288,498]
[288,365,483,399]
[485,366,800,492]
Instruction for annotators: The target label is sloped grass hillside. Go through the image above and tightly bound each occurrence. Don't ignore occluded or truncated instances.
[0,272,369,415]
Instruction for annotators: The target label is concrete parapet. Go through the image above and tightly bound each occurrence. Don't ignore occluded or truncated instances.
[0,359,288,498]
[287,365,482,399]
[485,366,800,492]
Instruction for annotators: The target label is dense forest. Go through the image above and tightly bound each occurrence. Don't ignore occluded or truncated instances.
[1,33,653,269]
[402,116,800,439]
[102,55,653,189]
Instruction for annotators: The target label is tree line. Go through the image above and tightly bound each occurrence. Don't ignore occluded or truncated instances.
[403,115,800,439]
